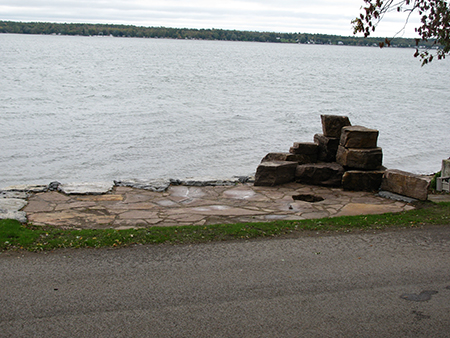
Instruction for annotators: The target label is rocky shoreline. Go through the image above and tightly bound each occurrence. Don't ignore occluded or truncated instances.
[1,116,444,225]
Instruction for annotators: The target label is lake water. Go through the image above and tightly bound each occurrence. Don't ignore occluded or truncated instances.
[1,33,449,188]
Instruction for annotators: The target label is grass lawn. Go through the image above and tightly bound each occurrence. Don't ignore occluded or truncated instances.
[1,201,449,252]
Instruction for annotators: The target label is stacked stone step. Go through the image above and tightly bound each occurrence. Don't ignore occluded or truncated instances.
[315,114,350,162]
[254,115,385,191]
[255,138,331,187]
[255,115,348,187]
[253,160,298,186]
[253,114,432,199]
[255,143,321,187]
[293,115,350,187]
[337,125,385,192]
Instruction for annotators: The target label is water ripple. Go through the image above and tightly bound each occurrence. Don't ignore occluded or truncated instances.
[1,34,449,187]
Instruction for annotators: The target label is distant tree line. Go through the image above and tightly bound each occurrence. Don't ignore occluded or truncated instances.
[0,20,437,49]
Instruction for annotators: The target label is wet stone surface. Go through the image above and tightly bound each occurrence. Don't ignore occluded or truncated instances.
[400,291,439,302]
[19,182,418,229]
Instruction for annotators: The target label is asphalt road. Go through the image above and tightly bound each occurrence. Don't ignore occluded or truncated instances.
[1,226,450,337]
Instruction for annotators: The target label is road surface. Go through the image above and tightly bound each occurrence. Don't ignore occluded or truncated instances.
[1,226,450,337]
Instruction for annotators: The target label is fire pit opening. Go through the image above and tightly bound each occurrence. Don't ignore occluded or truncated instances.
[292,194,324,203]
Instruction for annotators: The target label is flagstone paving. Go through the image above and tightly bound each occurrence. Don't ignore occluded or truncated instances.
[19,182,418,230]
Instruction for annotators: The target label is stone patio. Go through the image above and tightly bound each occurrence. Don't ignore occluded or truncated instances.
[14,182,418,230]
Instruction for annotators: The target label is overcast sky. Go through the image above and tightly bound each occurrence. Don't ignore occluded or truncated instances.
[1,0,422,38]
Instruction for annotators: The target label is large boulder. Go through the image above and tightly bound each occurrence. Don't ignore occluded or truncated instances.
[321,115,351,138]
[254,161,297,186]
[340,126,379,149]
[314,134,339,162]
[336,146,383,170]
[342,170,385,192]
[380,169,430,201]
[261,152,315,164]
[295,162,345,187]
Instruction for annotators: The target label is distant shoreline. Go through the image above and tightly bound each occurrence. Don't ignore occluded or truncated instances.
[0,20,438,49]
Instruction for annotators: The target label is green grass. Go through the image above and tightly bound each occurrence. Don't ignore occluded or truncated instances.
[1,201,449,252]
[0,219,41,248]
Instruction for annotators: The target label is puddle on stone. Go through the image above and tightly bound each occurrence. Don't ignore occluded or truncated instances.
[292,194,324,203]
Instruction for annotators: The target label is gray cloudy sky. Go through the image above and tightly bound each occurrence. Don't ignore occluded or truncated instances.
[1,0,421,37]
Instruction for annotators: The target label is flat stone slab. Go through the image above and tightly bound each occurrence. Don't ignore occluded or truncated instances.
[114,179,171,192]
[75,195,124,202]
[176,177,241,186]
[222,187,256,199]
[21,182,417,229]
[0,198,28,212]
[1,184,48,193]
[27,210,116,229]
[118,210,160,220]
[169,186,207,199]
[335,203,410,217]
[58,182,114,195]
[0,191,29,199]
[174,205,267,217]
[379,191,418,204]
[0,211,27,223]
